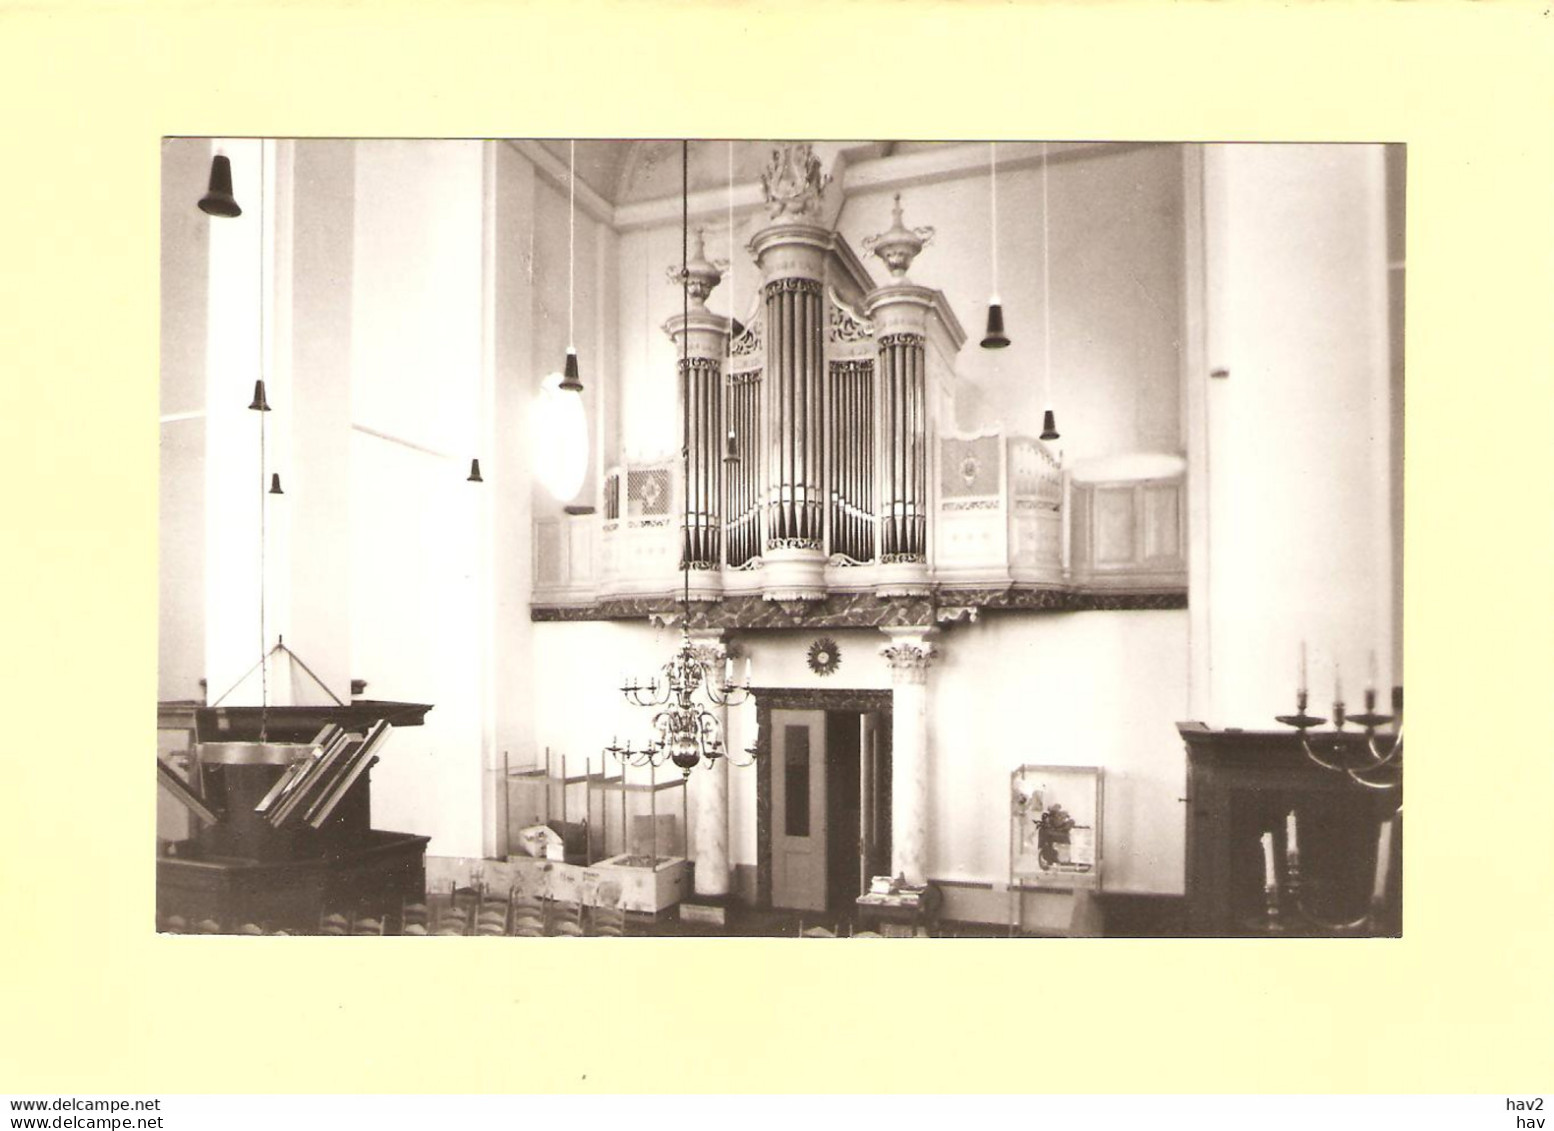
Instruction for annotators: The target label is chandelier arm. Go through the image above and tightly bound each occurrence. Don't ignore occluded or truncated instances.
[1346,766,1400,791]
[1293,897,1374,934]
[1366,721,1403,765]
[1299,734,1349,773]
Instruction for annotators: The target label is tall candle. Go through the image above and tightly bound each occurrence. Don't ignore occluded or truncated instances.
[1286,811,1300,862]
[744,657,752,685]
[1299,642,1308,697]
[1372,817,1394,904]
[724,657,733,686]
[1334,662,1343,705]
[1260,831,1277,890]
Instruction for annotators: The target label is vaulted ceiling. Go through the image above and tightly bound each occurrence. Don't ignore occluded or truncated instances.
[531,140,947,205]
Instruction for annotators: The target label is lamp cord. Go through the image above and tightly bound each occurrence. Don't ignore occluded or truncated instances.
[258,138,269,742]
[989,141,999,300]
[568,139,576,352]
[1041,141,1051,411]
[682,138,690,618]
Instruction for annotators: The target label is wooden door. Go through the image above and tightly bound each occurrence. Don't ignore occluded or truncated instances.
[771,708,827,911]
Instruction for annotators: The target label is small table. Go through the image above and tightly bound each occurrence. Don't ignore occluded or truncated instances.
[854,884,942,937]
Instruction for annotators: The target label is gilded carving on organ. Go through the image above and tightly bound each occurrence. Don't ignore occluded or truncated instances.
[826,287,876,340]
[759,143,831,220]
[730,320,761,359]
[763,276,824,297]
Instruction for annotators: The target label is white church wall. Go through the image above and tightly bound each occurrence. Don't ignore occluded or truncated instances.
[834,144,1187,463]
[1193,144,1394,729]
[159,138,210,701]
[526,610,1190,909]
[347,139,487,858]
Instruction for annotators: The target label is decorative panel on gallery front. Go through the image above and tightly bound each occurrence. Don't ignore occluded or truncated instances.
[935,431,1064,588]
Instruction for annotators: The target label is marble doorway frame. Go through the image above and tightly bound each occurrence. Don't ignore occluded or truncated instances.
[750,686,893,909]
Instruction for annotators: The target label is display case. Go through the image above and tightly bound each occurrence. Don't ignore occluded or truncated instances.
[583,763,690,914]
[503,748,592,865]
[1009,764,1104,934]
[502,755,691,914]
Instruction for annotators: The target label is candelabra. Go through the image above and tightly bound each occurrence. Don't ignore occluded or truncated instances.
[606,626,756,776]
[1276,685,1403,791]
[1250,813,1397,936]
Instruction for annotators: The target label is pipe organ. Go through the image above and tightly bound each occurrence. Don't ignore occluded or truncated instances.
[657,150,969,605]
[533,144,1178,614]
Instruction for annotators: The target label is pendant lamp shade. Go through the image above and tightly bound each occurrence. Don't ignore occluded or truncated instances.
[467,458,483,483]
[199,154,242,218]
[560,347,583,393]
[981,301,1010,349]
[248,379,271,411]
[533,370,589,502]
[268,473,284,495]
[1040,410,1060,442]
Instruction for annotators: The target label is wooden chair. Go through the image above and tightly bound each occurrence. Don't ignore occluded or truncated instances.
[510,889,546,937]
[474,889,509,937]
[352,912,386,936]
[318,911,350,937]
[587,904,627,938]
[400,897,431,936]
[547,899,584,937]
[433,902,471,936]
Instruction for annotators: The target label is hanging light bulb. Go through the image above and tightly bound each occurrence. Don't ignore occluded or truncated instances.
[981,141,1010,349]
[532,371,589,502]
[467,458,483,483]
[198,153,242,218]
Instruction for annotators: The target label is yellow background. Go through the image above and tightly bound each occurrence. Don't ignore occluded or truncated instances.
[0,0,1549,1094]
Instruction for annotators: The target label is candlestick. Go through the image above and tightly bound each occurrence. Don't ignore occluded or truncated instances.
[1285,810,1300,863]
[1372,816,1394,905]
[1260,831,1277,890]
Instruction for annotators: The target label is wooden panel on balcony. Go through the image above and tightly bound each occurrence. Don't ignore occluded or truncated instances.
[1068,459,1186,592]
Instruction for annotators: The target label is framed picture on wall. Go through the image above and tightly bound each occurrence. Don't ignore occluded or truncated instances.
[1010,764,1104,890]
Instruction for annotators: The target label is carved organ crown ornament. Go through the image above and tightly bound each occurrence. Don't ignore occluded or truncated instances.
[759,143,831,220]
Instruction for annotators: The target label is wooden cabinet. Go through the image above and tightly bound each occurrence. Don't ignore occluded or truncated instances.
[1179,722,1401,937]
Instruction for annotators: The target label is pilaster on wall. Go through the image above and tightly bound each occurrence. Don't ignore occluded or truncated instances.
[880,625,937,886]
[1192,144,1396,728]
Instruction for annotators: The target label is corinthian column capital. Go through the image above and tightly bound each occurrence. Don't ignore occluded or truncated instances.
[880,626,939,684]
